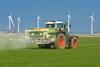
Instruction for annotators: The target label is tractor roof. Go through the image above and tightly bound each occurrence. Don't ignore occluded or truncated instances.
[46,21,63,24]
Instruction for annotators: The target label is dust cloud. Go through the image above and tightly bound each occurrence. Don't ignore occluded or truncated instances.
[0,34,32,50]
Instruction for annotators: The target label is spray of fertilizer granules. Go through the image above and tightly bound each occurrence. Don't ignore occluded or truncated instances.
[0,34,32,50]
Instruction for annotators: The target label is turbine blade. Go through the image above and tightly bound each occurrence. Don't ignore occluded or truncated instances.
[93,18,95,22]
[11,20,14,27]
[10,16,14,27]
[92,11,95,17]
[69,14,72,20]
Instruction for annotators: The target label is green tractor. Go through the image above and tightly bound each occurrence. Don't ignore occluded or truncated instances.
[25,20,78,49]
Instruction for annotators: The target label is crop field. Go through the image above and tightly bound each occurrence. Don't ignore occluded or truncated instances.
[0,34,100,67]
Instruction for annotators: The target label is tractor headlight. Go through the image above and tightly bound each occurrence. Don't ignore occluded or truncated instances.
[46,34,50,39]
[43,32,50,39]
[43,32,48,35]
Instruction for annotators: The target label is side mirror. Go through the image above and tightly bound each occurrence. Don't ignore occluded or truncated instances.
[70,24,71,28]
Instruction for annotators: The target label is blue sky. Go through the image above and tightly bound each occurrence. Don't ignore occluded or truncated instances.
[0,0,100,33]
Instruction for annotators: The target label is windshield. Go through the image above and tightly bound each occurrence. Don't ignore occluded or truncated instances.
[46,24,55,28]
[46,23,64,28]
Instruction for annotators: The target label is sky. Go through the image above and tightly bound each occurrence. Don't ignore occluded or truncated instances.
[0,0,100,34]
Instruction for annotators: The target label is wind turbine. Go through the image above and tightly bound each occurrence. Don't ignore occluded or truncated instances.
[37,16,40,28]
[17,17,21,33]
[89,12,95,35]
[8,14,14,32]
[67,12,72,33]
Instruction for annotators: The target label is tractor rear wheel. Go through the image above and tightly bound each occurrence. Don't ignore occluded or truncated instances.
[70,37,78,48]
[55,33,66,49]
[38,44,51,48]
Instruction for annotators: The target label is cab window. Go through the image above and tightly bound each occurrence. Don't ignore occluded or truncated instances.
[57,23,64,28]
[46,24,55,28]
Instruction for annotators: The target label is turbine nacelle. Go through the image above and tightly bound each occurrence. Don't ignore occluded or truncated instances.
[89,16,95,22]
[89,11,95,22]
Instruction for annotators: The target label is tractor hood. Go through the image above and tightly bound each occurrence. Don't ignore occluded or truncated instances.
[32,28,49,31]
[25,28,58,38]
[31,28,57,33]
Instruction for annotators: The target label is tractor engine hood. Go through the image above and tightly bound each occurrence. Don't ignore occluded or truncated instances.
[25,28,58,39]
[31,28,57,33]
[25,28,57,40]
[25,28,58,44]
[32,28,49,32]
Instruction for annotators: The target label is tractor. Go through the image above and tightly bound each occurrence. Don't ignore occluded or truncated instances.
[25,20,78,49]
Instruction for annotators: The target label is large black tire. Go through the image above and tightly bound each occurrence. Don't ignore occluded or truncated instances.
[55,33,66,49]
[38,44,51,48]
[70,37,78,48]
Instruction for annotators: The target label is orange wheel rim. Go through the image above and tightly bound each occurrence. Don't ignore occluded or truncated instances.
[73,39,78,48]
[58,36,65,47]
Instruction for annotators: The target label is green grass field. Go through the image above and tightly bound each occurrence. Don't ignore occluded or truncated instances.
[0,35,100,67]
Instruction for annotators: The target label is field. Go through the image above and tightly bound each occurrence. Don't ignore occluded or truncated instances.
[0,34,100,67]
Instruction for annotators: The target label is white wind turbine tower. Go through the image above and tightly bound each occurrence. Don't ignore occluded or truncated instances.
[89,12,95,35]
[8,14,14,32]
[37,16,40,28]
[67,12,72,33]
[17,17,21,33]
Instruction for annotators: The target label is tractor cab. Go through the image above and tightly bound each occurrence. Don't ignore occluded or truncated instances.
[46,20,68,34]
[46,21,66,28]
